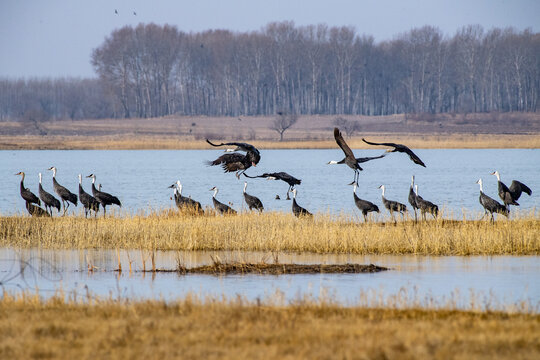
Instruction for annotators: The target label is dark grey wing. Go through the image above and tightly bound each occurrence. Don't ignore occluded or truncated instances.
[207,153,246,172]
[355,154,386,163]
[509,180,532,199]
[402,147,426,167]
[362,138,399,147]
[206,139,257,153]
[334,128,355,160]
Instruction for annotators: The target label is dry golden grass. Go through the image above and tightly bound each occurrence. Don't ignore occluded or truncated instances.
[1,211,538,255]
[0,293,538,360]
[1,133,539,149]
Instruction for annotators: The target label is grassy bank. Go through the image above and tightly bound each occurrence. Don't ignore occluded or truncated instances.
[1,133,539,149]
[0,294,538,360]
[1,212,538,255]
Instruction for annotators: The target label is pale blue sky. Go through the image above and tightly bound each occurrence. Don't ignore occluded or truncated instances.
[1,0,538,78]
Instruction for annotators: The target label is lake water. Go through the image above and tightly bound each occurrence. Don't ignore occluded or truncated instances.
[1,149,538,218]
[0,249,538,310]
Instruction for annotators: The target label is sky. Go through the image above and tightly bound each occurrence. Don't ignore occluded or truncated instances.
[1,0,538,78]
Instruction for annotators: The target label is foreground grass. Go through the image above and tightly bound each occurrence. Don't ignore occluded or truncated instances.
[1,133,539,149]
[0,294,538,360]
[1,212,538,255]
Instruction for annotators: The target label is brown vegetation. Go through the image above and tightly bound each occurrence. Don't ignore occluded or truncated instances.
[172,262,387,275]
[0,294,538,360]
[1,212,538,255]
[0,112,538,149]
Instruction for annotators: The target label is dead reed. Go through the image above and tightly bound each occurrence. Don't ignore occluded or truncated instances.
[1,211,538,255]
[0,292,538,360]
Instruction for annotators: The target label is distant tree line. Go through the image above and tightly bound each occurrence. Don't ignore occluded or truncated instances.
[1,22,538,121]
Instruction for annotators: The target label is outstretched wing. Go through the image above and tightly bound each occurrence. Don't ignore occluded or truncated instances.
[334,128,355,159]
[206,139,257,153]
[362,138,399,147]
[403,148,426,167]
[509,180,532,199]
[355,153,386,163]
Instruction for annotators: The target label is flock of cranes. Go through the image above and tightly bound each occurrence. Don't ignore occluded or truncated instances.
[15,127,532,221]
[15,169,121,218]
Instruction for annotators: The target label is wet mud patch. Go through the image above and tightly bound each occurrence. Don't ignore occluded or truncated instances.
[150,263,388,275]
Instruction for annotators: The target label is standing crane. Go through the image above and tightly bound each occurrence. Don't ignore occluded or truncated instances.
[291,188,312,217]
[86,174,122,215]
[38,172,60,216]
[209,187,237,215]
[78,174,100,218]
[379,185,407,221]
[414,184,439,220]
[351,182,379,222]
[168,180,203,213]
[15,171,41,206]
[48,167,77,215]
[476,178,508,222]
[243,182,264,212]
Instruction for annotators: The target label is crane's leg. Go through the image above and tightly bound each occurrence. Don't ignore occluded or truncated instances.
[65,201,70,216]
[413,208,417,222]
[286,186,292,200]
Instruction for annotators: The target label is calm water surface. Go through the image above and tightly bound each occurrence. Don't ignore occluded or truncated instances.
[0,249,538,310]
[1,149,538,217]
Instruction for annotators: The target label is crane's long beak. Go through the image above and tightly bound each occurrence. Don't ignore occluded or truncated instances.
[167,184,175,188]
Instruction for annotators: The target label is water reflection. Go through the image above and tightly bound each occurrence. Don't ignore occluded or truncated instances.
[1,248,538,311]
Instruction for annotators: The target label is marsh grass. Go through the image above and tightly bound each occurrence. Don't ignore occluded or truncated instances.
[1,133,539,149]
[0,292,538,360]
[1,210,538,255]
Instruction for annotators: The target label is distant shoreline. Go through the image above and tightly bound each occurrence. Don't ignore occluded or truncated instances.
[1,133,539,150]
[1,113,538,149]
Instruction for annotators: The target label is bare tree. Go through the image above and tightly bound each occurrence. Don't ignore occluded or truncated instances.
[271,112,298,141]
[334,117,361,137]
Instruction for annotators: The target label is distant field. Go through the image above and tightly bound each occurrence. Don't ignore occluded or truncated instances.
[1,112,538,149]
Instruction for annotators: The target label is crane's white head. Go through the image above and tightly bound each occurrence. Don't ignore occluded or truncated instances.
[292,188,297,198]
[38,172,42,183]
[411,175,415,186]
[415,184,419,196]
[327,160,339,165]
[266,176,277,181]
[378,184,385,196]
[209,186,218,197]
[490,171,500,181]
[243,181,248,193]
[15,171,25,179]
[48,166,57,176]
[86,174,96,183]
[78,174,82,184]
[476,178,483,192]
